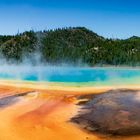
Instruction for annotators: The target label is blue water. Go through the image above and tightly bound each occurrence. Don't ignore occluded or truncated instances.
[0,67,140,84]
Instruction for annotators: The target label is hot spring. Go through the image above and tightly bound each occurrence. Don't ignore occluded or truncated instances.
[0,66,139,86]
[0,66,139,140]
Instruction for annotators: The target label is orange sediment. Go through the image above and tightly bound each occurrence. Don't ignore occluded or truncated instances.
[0,81,139,140]
[0,83,100,140]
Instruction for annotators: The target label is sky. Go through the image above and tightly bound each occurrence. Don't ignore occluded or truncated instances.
[0,0,140,38]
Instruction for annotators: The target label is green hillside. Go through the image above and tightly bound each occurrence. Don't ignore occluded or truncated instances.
[0,27,140,66]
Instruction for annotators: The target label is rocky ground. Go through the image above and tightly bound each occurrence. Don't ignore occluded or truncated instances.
[71,89,140,136]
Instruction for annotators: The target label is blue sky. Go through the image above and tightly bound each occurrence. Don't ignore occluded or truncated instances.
[0,0,140,38]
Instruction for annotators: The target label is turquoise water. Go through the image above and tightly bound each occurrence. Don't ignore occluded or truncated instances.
[0,67,140,85]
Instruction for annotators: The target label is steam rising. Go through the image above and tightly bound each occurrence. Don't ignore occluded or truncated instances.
[0,59,139,86]
[0,47,139,85]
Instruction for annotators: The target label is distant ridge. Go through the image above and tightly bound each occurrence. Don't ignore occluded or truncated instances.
[127,36,140,40]
[0,27,140,66]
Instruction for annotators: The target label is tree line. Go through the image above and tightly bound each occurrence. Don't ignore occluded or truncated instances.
[0,27,140,66]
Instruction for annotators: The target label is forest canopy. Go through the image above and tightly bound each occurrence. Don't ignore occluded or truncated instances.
[0,27,140,66]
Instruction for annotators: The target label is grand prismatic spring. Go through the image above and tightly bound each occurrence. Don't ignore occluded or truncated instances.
[0,66,140,140]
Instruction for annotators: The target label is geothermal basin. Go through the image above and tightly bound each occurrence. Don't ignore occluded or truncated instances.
[0,66,139,140]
